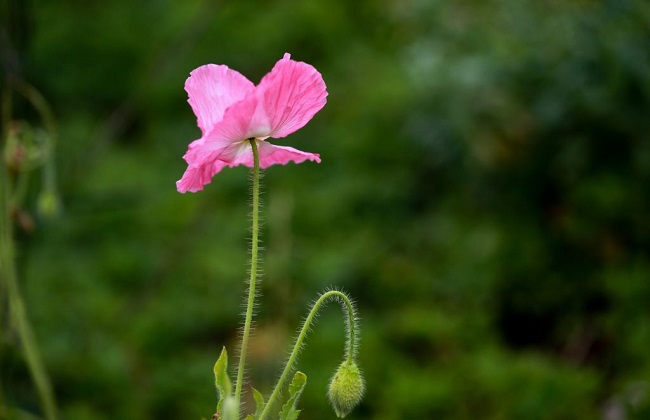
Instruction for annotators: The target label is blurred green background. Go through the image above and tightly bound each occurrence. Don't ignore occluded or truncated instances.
[2,0,650,418]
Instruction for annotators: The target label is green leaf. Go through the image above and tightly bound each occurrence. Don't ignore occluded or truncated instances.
[278,371,307,420]
[252,387,265,418]
[214,347,232,414]
[243,387,265,419]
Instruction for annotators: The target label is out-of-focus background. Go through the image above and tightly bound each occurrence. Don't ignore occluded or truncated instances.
[2,0,650,419]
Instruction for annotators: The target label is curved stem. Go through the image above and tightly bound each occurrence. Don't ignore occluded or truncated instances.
[1,85,58,420]
[14,79,57,136]
[259,290,358,420]
[1,224,58,420]
[14,80,59,211]
[234,139,261,417]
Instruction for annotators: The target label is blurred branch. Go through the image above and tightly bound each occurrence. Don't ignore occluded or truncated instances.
[1,1,59,415]
[1,84,59,420]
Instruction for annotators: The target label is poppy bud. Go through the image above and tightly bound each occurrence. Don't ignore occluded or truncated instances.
[37,190,60,219]
[327,360,365,418]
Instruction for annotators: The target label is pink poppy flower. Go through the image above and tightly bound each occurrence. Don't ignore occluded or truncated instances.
[177,53,327,193]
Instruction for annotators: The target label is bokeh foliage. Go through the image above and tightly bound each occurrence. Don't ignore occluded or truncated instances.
[2,0,650,418]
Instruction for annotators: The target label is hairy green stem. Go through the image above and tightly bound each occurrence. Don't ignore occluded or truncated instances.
[260,290,358,419]
[234,138,261,417]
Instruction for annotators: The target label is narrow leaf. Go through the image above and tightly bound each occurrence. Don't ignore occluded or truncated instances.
[213,347,232,414]
[286,409,302,420]
[278,371,307,420]
[252,387,265,418]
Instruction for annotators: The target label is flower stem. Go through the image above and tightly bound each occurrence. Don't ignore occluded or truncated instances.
[234,138,261,417]
[259,290,358,420]
[0,84,58,420]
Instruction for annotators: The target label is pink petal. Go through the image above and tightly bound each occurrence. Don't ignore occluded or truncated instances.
[220,140,321,168]
[177,54,325,193]
[179,95,262,191]
[257,141,321,168]
[253,53,328,139]
[181,136,232,169]
[176,160,229,193]
[176,140,320,193]
[182,94,261,166]
[178,140,249,193]
[185,64,255,135]
[184,78,307,166]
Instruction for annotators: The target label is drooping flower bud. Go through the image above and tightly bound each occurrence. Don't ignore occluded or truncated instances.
[327,360,365,418]
[37,190,60,220]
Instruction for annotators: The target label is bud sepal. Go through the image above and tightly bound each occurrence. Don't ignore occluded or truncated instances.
[327,360,365,418]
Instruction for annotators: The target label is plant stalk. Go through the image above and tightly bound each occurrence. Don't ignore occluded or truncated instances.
[259,290,358,420]
[1,80,58,420]
[234,138,261,417]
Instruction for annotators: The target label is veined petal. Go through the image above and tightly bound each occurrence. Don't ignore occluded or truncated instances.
[176,141,249,193]
[216,140,321,169]
[182,136,233,167]
[254,53,328,139]
[177,54,326,193]
[182,94,260,166]
[213,94,269,142]
[257,141,321,168]
[202,140,320,168]
[176,160,228,193]
[176,140,320,193]
[185,64,255,135]
[218,140,320,166]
